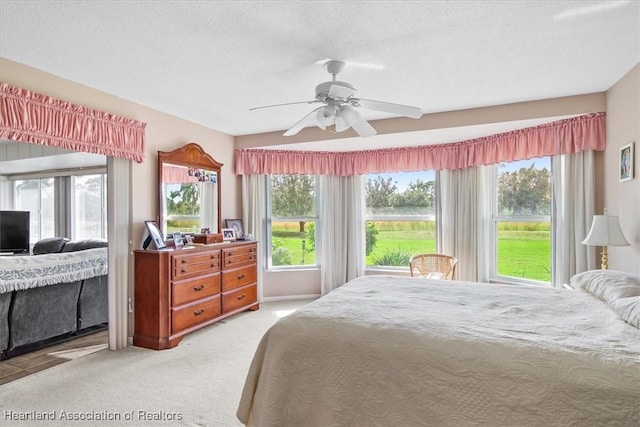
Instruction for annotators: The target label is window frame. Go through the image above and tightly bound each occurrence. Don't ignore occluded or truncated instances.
[11,168,108,243]
[364,171,437,272]
[13,177,55,243]
[71,173,108,240]
[266,174,320,270]
[488,160,552,286]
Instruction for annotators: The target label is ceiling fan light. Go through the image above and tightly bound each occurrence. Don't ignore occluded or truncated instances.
[316,108,331,130]
[339,105,360,127]
[334,113,349,132]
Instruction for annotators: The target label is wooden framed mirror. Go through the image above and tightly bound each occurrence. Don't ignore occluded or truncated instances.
[158,143,223,236]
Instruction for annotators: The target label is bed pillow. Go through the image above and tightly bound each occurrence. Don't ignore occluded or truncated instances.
[609,296,640,328]
[570,270,640,302]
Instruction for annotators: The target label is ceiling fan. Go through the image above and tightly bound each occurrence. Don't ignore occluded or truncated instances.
[249,60,423,137]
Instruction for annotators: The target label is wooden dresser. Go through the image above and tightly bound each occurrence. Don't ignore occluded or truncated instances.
[133,241,258,350]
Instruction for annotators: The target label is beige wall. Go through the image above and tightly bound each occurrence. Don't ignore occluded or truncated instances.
[236,93,606,149]
[605,64,640,273]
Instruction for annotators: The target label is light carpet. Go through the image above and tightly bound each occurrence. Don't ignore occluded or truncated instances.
[0,299,314,427]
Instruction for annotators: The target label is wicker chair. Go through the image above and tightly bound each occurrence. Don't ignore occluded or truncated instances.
[409,253,458,280]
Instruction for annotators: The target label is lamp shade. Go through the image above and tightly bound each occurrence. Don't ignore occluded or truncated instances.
[582,215,630,246]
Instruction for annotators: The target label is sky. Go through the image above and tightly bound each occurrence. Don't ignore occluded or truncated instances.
[367,157,551,192]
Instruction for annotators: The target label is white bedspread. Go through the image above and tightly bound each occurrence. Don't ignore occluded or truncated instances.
[238,275,640,427]
[0,248,108,293]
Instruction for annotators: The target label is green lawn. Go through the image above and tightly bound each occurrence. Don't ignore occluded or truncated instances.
[271,222,551,282]
[497,230,550,281]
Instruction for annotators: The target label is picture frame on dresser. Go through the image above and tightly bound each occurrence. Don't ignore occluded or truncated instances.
[221,228,236,241]
[225,219,244,239]
[144,220,166,249]
[172,232,184,249]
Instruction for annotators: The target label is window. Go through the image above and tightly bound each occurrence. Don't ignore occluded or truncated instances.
[13,172,108,244]
[14,178,55,243]
[73,174,108,239]
[365,171,436,269]
[267,174,318,268]
[491,158,551,284]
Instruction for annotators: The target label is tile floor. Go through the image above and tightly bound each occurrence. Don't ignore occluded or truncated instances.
[0,330,108,385]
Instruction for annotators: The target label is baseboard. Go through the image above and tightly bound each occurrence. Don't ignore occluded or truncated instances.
[261,294,320,303]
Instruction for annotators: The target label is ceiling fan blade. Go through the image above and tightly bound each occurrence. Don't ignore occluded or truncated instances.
[283,107,325,136]
[339,105,377,137]
[356,98,423,119]
[328,83,356,99]
[249,100,318,111]
[350,118,377,137]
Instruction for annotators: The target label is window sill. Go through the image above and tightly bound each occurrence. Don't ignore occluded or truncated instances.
[365,267,411,276]
[267,266,319,273]
[489,277,552,288]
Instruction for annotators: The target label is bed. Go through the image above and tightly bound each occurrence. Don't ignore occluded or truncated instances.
[237,271,640,426]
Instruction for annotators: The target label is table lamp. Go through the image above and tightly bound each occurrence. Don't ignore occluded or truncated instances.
[582,210,630,269]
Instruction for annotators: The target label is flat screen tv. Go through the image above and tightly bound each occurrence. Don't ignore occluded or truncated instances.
[0,210,30,254]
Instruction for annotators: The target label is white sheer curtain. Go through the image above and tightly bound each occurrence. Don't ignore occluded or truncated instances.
[436,166,491,282]
[200,181,216,232]
[551,151,596,287]
[318,175,365,294]
[242,174,267,302]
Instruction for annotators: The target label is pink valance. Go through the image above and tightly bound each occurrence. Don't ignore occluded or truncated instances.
[162,164,200,184]
[235,113,605,176]
[0,82,146,163]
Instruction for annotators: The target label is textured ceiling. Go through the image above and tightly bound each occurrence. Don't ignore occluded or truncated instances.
[0,0,638,141]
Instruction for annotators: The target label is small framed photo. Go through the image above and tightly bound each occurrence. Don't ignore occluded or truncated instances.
[225,219,244,239]
[144,220,166,249]
[221,228,236,241]
[619,142,634,182]
[172,232,184,249]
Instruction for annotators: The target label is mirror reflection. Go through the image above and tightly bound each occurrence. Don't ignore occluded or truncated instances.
[157,143,222,237]
[161,163,218,235]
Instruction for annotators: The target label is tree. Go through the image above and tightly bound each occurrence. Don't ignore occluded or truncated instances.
[167,183,200,215]
[498,164,550,215]
[271,175,315,232]
[366,176,398,208]
[395,179,435,207]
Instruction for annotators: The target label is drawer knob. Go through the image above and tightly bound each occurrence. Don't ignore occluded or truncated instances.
[237,273,246,280]
[181,260,187,264]
[181,269,187,273]
[193,284,205,291]
[194,308,206,316]
[236,294,246,300]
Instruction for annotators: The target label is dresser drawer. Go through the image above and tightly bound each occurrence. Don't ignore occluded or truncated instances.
[222,245,257,269]
[172,252,220,280]
[222,265,257,292]
[222,284,257,314]
[172,273,221,307]
[172,296,221,333]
